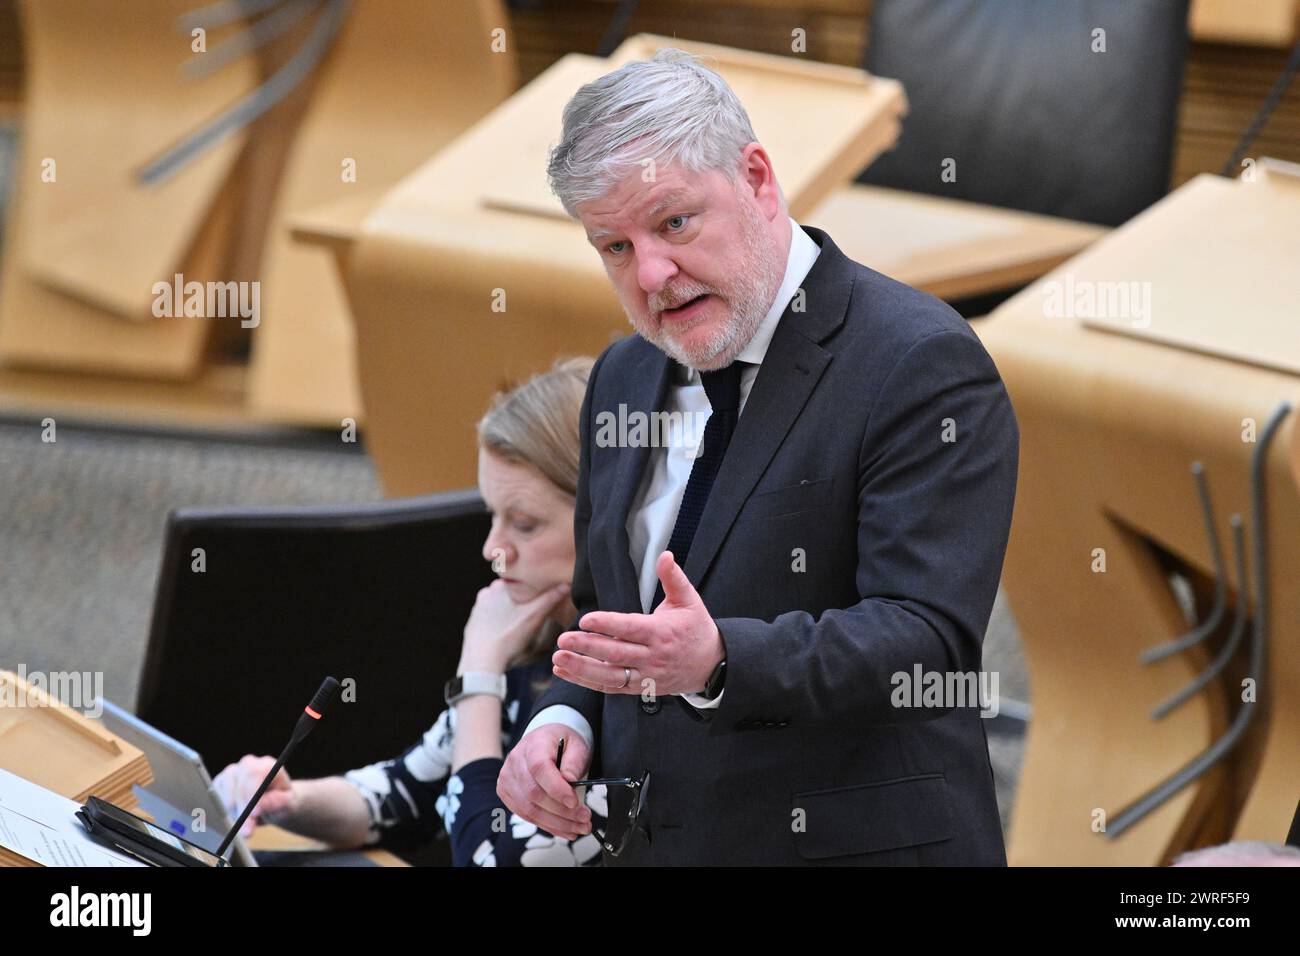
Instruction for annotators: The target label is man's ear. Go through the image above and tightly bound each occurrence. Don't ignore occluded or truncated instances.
[737,142,782,221]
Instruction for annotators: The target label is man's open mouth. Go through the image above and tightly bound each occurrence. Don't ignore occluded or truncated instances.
[664,293,709,315]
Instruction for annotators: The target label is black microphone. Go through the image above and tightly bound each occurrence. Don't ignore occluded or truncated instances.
[215,677,341,860]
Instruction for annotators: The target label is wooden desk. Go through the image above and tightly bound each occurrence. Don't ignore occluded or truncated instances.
[1190,0,1299,46]
[978,169,1300,865]
[806,185,1106,301]
[247,824,409,867]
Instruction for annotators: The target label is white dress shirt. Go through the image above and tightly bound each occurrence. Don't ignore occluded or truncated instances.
[526,219,821,747]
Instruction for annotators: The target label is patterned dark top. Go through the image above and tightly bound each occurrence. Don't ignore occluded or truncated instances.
[343,658,606,866]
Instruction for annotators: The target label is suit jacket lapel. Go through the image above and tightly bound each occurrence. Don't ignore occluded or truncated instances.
[682,226,857,595]
[594,339,674,612]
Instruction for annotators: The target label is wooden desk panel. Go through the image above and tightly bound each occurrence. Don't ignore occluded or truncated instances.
[247,824,409,867]
[979,170,1300,865]
[807,185,1107,301]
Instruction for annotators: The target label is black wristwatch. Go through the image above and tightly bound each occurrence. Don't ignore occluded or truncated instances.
[701,658,727,700]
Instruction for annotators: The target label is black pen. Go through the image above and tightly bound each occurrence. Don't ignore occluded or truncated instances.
[554,736,589,835]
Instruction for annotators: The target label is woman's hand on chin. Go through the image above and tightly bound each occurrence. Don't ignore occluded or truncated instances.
[460,578,570,672]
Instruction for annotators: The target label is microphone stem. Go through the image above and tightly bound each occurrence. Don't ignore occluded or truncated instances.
[216,736,297,859]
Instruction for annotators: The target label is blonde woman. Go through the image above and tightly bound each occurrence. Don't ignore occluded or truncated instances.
[213,357,605,866]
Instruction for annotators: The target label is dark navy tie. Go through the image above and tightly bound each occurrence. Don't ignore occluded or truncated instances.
[651,360,746,610]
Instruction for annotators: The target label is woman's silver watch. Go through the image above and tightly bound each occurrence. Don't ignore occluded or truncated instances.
[444,672,507,705]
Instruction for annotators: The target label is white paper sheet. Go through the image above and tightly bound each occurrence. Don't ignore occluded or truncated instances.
[0,769,145,867]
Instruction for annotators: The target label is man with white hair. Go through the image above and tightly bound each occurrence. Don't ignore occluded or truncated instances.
[497,48,1019,865]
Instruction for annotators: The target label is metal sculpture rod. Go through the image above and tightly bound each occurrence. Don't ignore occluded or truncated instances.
[1106,401,1291,838]
[138,0,350,186]
[1152,515,1248,720]
[1140,462,1228,664]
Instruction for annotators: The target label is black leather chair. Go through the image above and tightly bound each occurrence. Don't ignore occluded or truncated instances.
[860,0,1191,226]
[136,490,493,806]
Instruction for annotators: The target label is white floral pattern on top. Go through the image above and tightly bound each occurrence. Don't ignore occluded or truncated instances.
[340,661,607,866]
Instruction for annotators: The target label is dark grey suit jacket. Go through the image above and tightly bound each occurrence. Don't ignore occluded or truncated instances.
[530,225,1018,865]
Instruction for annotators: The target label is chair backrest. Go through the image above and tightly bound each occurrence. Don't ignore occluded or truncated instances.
[859,0,1191,226]
[135,490,493,785]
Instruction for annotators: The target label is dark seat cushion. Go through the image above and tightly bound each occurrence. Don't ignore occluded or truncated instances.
[860,0,1190,226]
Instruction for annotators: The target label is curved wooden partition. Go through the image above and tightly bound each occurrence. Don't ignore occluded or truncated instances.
[247,0,516,425]
[0,0,255,377]
[978,169,1300,865]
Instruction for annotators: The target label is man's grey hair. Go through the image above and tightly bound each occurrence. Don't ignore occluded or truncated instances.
[548,48,760,217]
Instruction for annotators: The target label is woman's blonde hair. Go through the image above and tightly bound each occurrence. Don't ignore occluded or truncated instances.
[477,356,594,498]
[476,356,594,670]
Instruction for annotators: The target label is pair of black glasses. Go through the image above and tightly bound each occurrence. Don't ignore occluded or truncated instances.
[556,738,650,857]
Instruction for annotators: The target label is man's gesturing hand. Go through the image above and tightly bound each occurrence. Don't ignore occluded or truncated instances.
[497,723,592,841]
[552,551,725,698]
